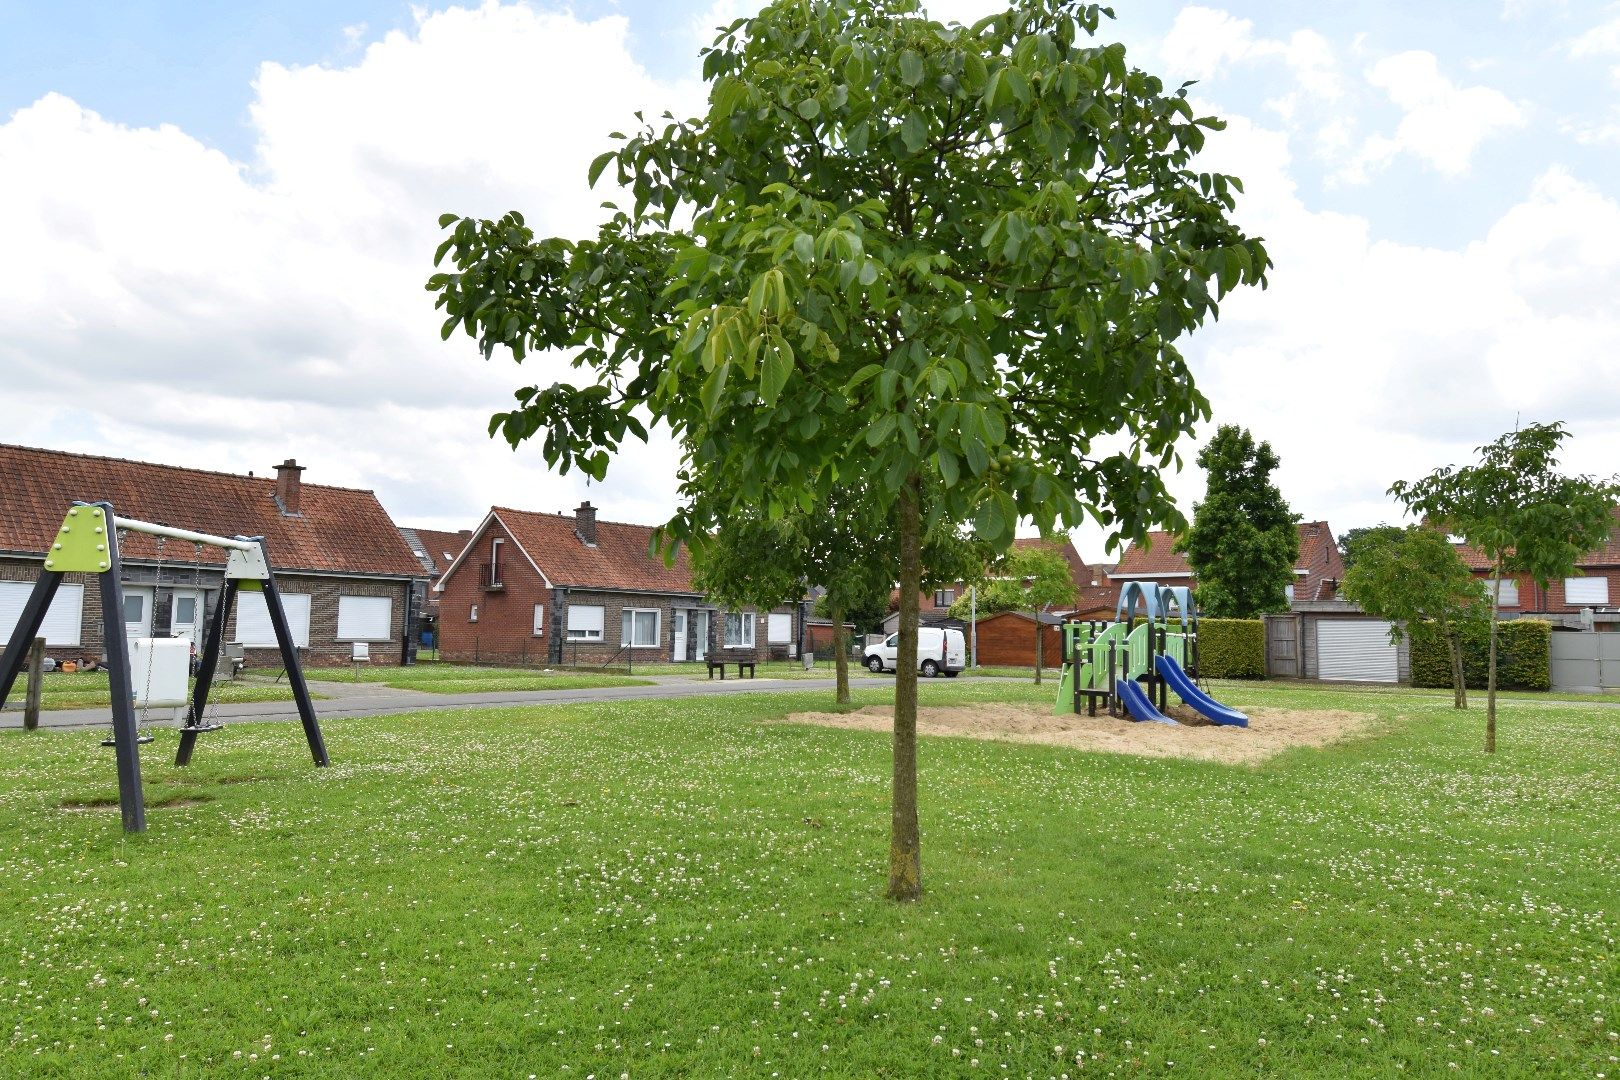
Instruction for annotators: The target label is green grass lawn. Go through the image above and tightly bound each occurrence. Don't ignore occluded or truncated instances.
[249,664,653,694]
[626,658,884,680]
[3,670,304,712]
[0,681,1616,1077]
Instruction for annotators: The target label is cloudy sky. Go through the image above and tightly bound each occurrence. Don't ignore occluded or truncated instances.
[3,0,1617,562]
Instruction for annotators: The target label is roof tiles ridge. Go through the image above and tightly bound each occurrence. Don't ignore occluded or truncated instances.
[0,442,380,495]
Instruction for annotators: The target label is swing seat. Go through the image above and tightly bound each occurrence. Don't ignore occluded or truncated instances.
[102,734,155,747]
[179,722,224,734]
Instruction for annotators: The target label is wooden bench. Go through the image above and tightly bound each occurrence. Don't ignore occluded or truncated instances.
[706,660,756,679]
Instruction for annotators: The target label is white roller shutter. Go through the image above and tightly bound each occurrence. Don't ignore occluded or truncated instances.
[0,581,85,646]
[1317,620,1398,683]
[234,591,311,647]
[767,612,792,644]
[338,596,393,640]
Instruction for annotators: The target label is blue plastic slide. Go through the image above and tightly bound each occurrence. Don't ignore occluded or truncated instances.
[1116,678,1176,724]
[1154,656,1249,728]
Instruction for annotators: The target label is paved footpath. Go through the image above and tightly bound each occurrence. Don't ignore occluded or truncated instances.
[0,674,893,732]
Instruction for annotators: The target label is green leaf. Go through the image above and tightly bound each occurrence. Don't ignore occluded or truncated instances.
[899,49,924,87]
[760,335,794,405]
[865,413,898,447]
[587,152,616,188]
[796,98,820,120]
[793,233,815,263]
[938,447,960,488]
[900,111,928,153]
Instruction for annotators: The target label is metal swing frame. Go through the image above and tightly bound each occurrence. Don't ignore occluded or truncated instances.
[0,501,328,834]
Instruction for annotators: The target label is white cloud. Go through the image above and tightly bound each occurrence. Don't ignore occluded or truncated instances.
[1337,51,1527,182]
[0,2,704,532]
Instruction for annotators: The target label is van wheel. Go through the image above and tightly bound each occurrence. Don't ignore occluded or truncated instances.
[944,670,959,678]
[921,660,939,678]
[866,656,885,673]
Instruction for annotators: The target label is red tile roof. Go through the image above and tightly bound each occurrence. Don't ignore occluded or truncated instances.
[1110,530,1193,577]
[1112,522,1341,581]
[408,527,474,573]
[0,443,424,578]
[490,506,697,593]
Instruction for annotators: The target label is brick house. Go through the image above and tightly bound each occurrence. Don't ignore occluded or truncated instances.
[0,444,426,668]
[1109,521,1345,605]
[1454,507,1620,621]
[434,502,769,666]
[398,526,473,649]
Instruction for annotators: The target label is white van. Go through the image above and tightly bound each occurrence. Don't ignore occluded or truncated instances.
[864,627,966,677]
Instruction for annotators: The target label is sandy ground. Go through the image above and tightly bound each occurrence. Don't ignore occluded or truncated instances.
[782,703,1374,764]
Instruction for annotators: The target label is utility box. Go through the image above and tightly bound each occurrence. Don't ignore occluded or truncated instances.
[130,637,191,708]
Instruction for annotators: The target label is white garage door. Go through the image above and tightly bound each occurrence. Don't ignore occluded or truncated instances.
[1317,620,1398,683]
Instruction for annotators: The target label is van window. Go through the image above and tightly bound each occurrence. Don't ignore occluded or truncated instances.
[884,634,897,648]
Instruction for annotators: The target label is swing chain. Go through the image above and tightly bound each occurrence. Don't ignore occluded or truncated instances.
[183,541,224,734]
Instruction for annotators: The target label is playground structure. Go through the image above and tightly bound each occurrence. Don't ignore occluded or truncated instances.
[1055,580,1248,727]
[0,502,329,834]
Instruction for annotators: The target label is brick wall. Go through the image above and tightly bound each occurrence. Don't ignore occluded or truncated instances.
[971,613,1063,667]
[1471,568,1620,613]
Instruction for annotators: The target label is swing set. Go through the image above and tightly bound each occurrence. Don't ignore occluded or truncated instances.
[0,501,329,833]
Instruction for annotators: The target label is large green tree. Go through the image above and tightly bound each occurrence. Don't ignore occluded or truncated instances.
[1391,423,1619,752]
[428,0,1269,899]
[1176,425,1298,617]
[1339,526,1487,709]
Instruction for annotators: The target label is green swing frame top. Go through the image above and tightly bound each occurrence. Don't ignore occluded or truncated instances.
[0,502,329,834]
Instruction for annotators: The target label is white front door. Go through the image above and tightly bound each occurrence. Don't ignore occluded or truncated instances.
[169,589,203,644]
[672,610,688,662]
[693,611,709,662]
[122,586,153,650]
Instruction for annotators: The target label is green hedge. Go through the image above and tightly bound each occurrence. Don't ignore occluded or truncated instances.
[1198,618,1266,679]
[1409,619,1551,691]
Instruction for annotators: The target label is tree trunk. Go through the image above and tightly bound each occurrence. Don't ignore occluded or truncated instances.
[1486,565,1502,752]
[887,475,923,902]
[831,597,851,706]
[1032,609,1044,685]
[1445,629,1468,710]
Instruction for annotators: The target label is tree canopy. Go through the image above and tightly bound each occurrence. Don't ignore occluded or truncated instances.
[1176,425,1298,618]
[428,0,1270,899]
[1337,525,1403,573]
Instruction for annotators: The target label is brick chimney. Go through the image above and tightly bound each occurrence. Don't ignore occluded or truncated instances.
[274,458,305,515]
[574,501,598,546]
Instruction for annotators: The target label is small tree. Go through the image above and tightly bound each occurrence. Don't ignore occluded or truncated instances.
[693,497,897,705]
[1337,524,1403,573]
[429,0,1269,899]
[1391,422,1620,751]
[1176,425,1300,618]
[1339,526,1487,709]
[953,544,1077,682]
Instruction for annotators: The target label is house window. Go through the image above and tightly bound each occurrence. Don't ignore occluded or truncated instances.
[933,589,956,607]
[1566,576,1609,606]
[1485,578,1520,607]
[1284,584,1295,603]
[532,604,545,637]
[233,591,312,648]
[470,604,478,623]
[0,581,84,647]
[723,612,755,648]
[489,537,504,586]
[621,608,660,648]
[337,595,393,640]
[566,605,604,641]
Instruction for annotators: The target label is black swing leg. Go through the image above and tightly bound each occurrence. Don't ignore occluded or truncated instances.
[0,571,63,708]
[176,580,236,767]
[99,562,147,833]
[260,543,328,767]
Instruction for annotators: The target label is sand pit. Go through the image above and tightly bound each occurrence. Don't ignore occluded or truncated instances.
[781,703,1374,764]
